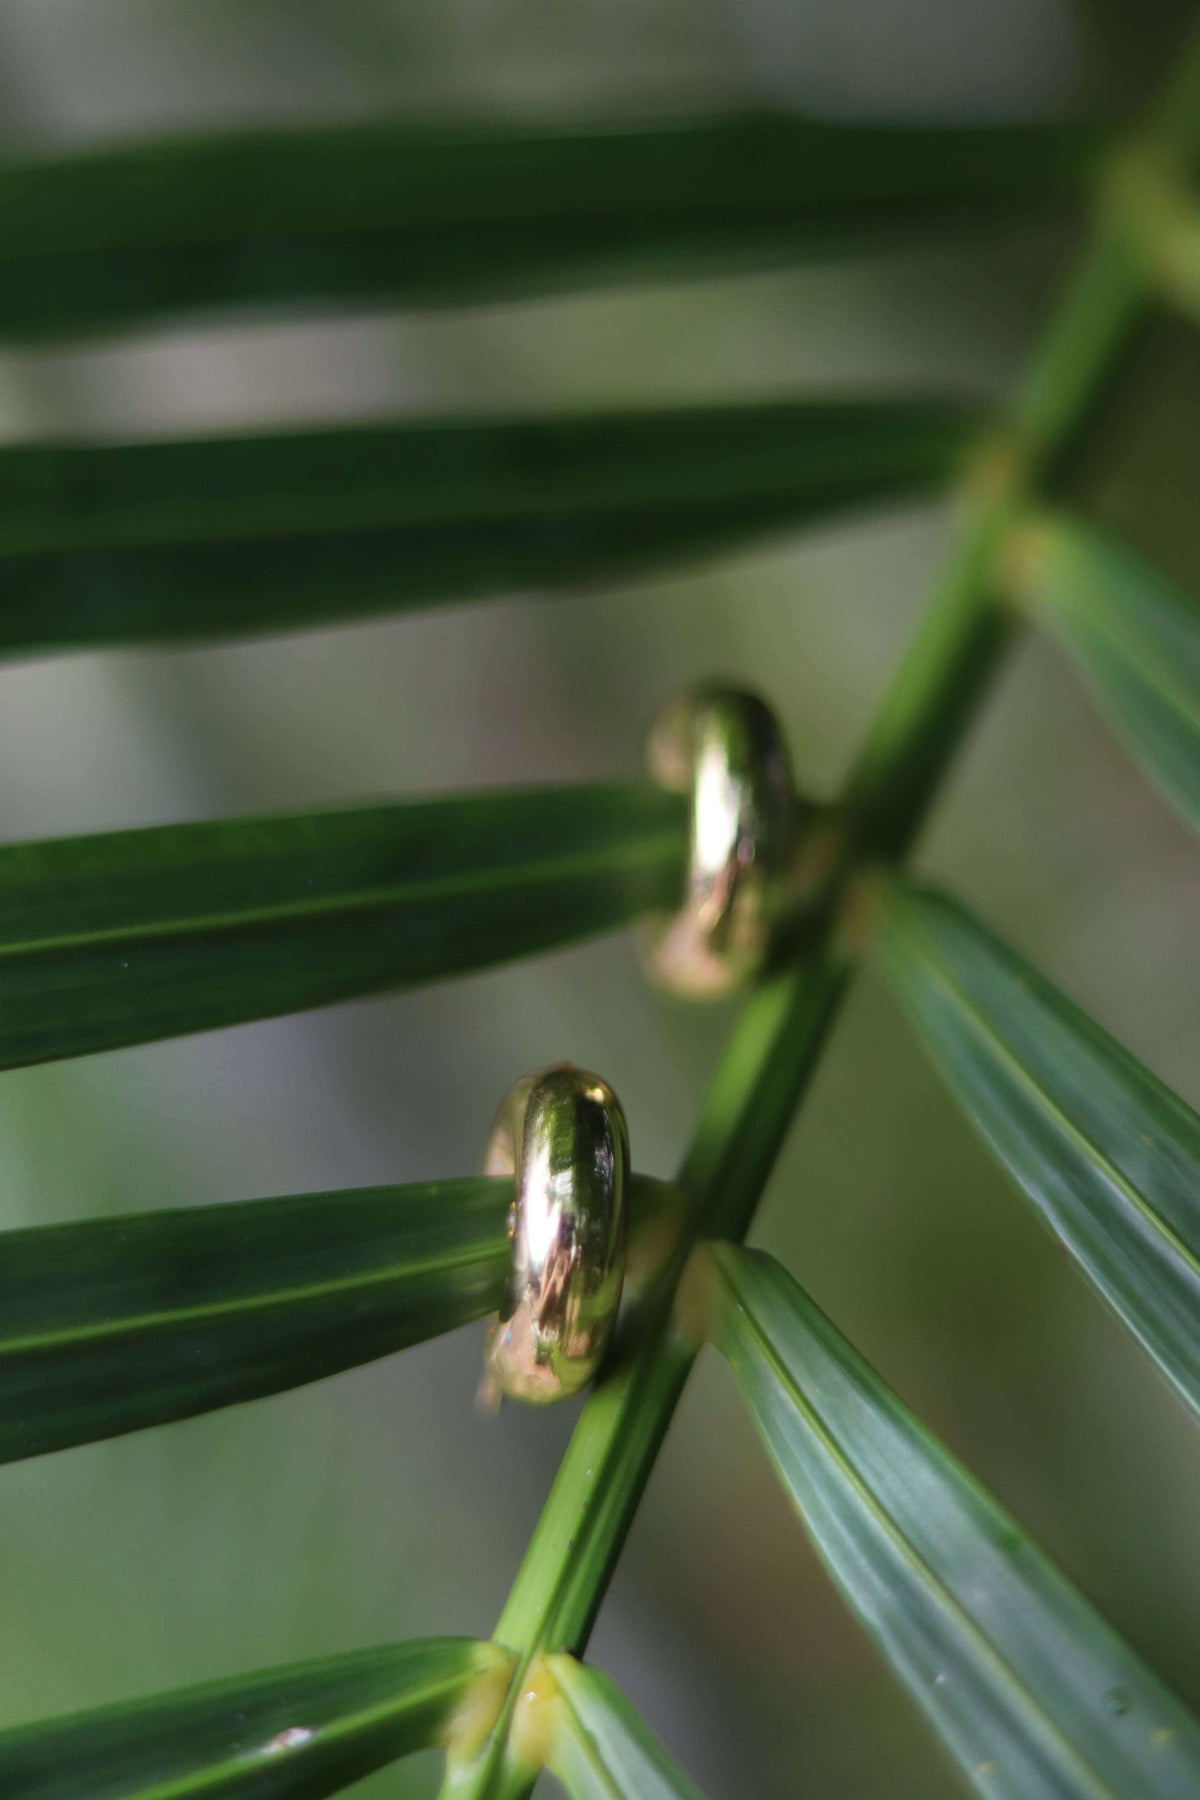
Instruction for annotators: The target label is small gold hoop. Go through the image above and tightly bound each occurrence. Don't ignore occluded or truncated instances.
[484,1063,629,1405]
[640,685,795,999]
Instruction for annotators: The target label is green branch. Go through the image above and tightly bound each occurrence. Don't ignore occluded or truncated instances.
[441,21,1200,1797]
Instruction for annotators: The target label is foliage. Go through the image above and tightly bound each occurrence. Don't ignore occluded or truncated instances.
[1,14,1199,1800]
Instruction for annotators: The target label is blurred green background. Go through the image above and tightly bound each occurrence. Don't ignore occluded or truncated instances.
[0,2,1197,1794]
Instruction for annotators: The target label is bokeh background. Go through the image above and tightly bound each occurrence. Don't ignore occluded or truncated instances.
[0,2,1198,1794]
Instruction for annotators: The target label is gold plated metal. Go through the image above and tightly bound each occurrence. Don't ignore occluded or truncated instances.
[484,1063,629,1405]
[640,685,795,998]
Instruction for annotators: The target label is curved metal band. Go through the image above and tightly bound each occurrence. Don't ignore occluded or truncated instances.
[640,685,795,999]
[484,1063,629,1405]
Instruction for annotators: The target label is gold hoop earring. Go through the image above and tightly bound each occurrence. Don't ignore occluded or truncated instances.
[640,685,796,998]
[483,1063,629,1405]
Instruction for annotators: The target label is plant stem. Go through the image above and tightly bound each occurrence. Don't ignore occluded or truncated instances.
[439,21,1200,1797]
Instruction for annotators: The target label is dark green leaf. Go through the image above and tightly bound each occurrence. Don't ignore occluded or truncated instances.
[0,1636,510,1799]
[1015,515,1200,832]
[0,115,1100,342]
[874,882,1200,1419]
[707,1243,1200,1799]
[0,782,685,1068]
[0,1175,511,1462]
[0,403,976,655]
[542,1657,707,1800]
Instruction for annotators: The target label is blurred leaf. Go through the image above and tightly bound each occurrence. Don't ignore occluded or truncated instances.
[542,1656,706,1800]
[0,115,1101,341]
[875,883,1200,1419]
[706,1243,1200,1799]
[0,403,977,655]
[0,1636,510,1799]
[1015,515,1200,832]
[0,1175,511,1462]
[0,783,685,1068]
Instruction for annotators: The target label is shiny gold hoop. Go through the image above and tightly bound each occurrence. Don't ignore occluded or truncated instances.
[483,1063,629,1405]
[640,685,796,999]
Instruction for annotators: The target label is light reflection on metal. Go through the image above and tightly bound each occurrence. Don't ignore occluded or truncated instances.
[641,685,796,998]
[483,1064,629,1405]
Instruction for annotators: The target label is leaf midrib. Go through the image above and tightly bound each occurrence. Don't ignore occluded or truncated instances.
[713,1252,1124,1800]
[554,1682,625,1800]
[0,829,682,964]
[884,900,1200,1284]
[0,1227,505,1360]
[51,1661,480,1800]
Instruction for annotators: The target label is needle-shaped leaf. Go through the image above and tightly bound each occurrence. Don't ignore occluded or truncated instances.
[0,1175,511,1462]
[541,1657,707,1800]
[0,1637,511,1800]
[705,1243,1200,1800]
[874,882,1200,1419]
[0,782,685,1068]
[0,115,1101,342]
[0,402,976,655]
[1013,515,1200,832]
